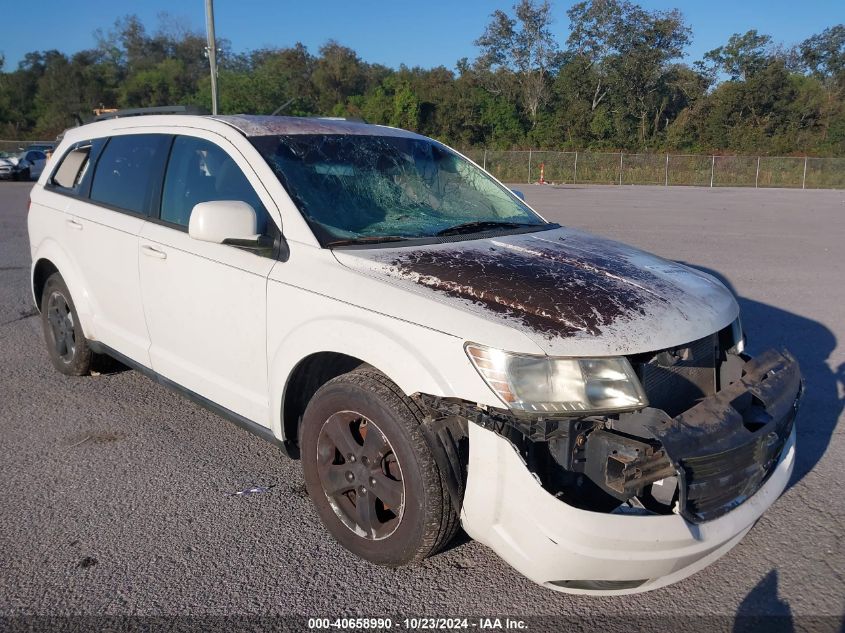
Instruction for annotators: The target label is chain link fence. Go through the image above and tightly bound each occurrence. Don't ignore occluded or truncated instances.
[460,149,845,190]
[0,140,55,153]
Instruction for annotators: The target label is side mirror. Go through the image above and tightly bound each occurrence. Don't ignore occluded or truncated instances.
[511,189,526,201]
[188,200,259,244]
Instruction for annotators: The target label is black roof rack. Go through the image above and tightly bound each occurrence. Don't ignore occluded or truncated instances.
[94,105,209,121]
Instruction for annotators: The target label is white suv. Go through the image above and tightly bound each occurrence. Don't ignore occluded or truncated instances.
[28,112,802,595]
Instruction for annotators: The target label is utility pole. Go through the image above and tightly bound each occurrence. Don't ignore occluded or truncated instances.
[205,0,219,115]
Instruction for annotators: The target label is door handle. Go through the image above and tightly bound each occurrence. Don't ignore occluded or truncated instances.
[140,245,167,260]
[66,219,82,230]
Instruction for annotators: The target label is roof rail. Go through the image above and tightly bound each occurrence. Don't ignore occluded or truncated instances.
[317,116,368,123]
[94,105,209,121]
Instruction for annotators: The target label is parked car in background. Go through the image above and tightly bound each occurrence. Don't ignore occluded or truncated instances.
[26,143,56,154]
[0,149,48,181]
[0,152,16,180]
[27,110,802,595]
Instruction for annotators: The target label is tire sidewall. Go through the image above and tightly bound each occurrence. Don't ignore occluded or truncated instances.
[301,377,432,566]
[40,274,89,375]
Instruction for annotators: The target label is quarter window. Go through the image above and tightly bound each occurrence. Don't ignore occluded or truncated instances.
[160,136,270,234]
[90,134,171,215]
[51,146,92,192]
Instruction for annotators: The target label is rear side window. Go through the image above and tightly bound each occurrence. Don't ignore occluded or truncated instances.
[160,135,270,233]
[51,146,92,192]
[90,134,171,215]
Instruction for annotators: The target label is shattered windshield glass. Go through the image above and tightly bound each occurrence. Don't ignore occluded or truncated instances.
[250,134,545,245]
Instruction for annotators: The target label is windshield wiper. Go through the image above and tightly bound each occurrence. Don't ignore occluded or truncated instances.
[435,220,537,237]
[326,235,409,247]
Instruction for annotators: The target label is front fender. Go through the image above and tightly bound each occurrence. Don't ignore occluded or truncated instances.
[267,303,501,441]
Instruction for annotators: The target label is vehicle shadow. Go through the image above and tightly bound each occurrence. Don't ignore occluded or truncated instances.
[733,569,794,633]
[440,528,472,554]
[90,353,131,375]
[680,264,843,490]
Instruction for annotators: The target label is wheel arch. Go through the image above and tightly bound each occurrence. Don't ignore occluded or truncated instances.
[32,258,59,310]
[269,317,472,453]
[280,351,368,457]
[30,240,94,337]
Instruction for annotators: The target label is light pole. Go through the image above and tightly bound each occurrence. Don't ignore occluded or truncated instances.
[205,0,219,115]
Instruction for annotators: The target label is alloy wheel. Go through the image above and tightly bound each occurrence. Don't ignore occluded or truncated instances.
[46,291,76,363]
[316,411,405,540]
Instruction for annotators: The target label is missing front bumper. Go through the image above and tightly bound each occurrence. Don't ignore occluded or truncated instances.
[613,348,802,521]
[460,421,796,594]
[420,347,802,524]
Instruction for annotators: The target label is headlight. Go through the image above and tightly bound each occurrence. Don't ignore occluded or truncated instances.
[466,343,648,414]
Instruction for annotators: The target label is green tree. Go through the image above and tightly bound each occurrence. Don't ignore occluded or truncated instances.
[566,0,690,146]
[0,10,843,156]
[474,0,560,125]
[795,25,845,149]
[797,25,844,85]
[703,30,773,81]
[566,0,632,112]
[120,58,193,108]
[32,51,88,134]
[312,41,367,114]
[610,8,690,144]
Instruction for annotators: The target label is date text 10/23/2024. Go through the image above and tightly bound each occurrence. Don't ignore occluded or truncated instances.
[307,618,528,630]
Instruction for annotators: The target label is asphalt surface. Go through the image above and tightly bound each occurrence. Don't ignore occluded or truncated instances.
[0,181,843,625]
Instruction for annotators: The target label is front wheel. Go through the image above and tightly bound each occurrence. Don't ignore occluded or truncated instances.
[300,368,458,566]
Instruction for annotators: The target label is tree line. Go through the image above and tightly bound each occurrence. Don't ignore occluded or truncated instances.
[0,1,842,156]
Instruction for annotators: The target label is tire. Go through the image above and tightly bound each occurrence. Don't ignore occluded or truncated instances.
[301,367,459,566]
[20,167,31,181]
[40,273,92,376]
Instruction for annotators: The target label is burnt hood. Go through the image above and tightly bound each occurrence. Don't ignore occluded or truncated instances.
[332,227,739,357]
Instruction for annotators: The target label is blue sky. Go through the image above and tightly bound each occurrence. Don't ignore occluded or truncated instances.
[2,0,842,70]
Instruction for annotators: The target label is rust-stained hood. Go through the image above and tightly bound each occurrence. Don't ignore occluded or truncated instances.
[332,227,739,356]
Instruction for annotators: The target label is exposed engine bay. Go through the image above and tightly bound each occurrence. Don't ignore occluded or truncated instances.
[419,338,802,524]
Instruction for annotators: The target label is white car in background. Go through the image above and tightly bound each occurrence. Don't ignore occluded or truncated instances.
[26,110,802,595]
[0,149,48,181]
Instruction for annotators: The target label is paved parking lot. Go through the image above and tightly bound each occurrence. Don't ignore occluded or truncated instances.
[0,181,843,626]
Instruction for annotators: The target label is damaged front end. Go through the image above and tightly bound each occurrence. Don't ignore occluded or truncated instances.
[419,345,802,525]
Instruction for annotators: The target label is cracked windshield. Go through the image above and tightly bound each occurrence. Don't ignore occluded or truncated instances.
[250,134,545,245]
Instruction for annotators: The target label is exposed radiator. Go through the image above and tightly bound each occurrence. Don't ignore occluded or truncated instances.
[635,334,718,417]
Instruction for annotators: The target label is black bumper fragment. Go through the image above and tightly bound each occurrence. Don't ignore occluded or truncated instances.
[615,348,802,522]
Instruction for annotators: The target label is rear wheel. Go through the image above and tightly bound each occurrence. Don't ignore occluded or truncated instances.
[301,368,458,566]
[19,167,31,181]
[40,273,92,375]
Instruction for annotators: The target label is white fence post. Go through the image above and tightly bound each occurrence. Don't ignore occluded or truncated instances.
[619,152,623,185]
[573,151,578,184]
[802,156,808,189]
[665,153,669,186]
[710,155,715,188]
[482,149,487,171]
[755,156,760,188]
[528,150,532,184]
